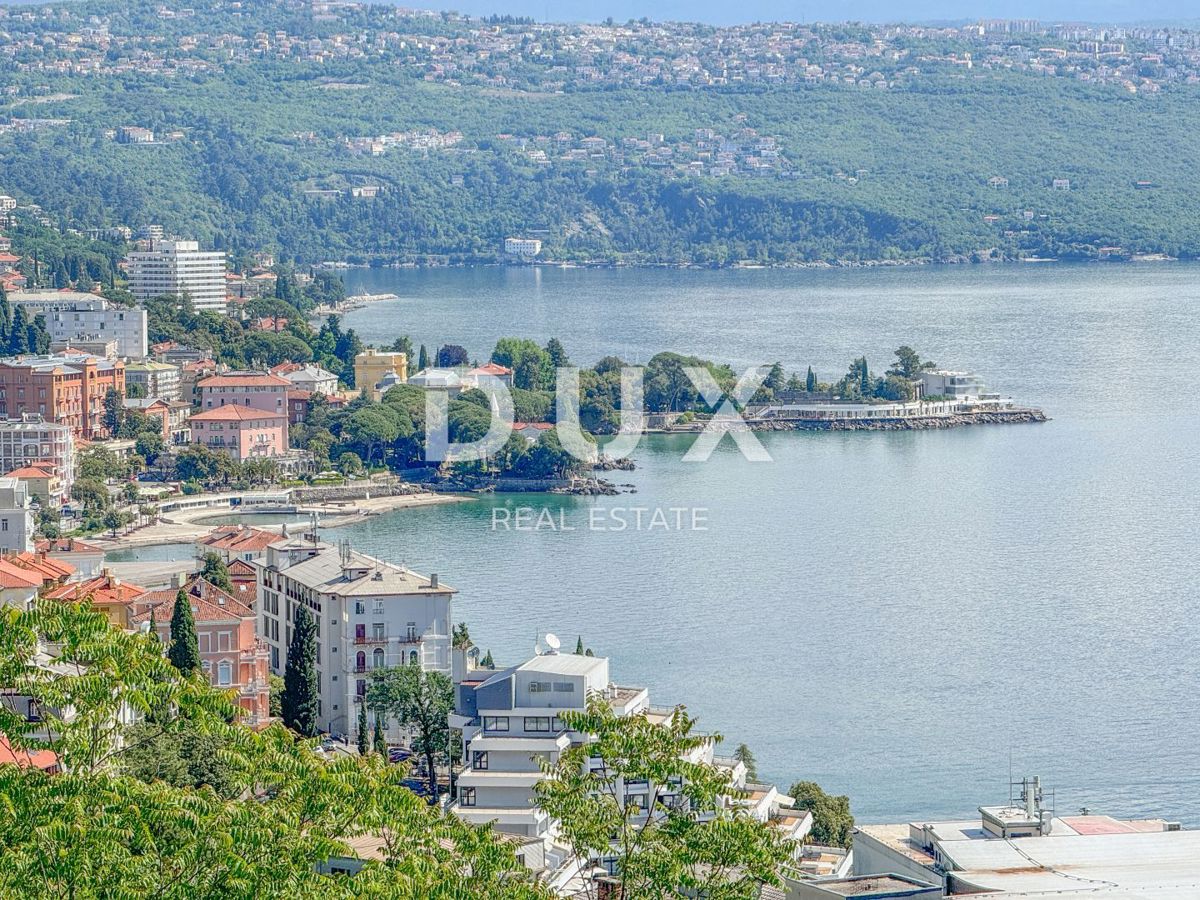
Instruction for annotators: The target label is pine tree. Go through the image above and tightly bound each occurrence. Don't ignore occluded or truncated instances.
[575,635,585,655]
[373,714,386,756]
[733,742,759,781]
[357,703,369,755]
[168,589,200,677]
[806,366,816,392]
[282,605,319,737]
[481,649,494,669]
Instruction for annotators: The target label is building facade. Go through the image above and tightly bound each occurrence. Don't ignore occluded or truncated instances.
[253,536,453,740]
[0,415,74,501]
[125,240,227,313]
[0,354,125,439]
[16,297,149,359]
[124,361,181,401]
[188,405,287,462]
[354,349,407,401]
[0,476,34,553]
[198,371,290,415]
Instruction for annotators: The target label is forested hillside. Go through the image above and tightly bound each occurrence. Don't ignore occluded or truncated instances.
[1,0,1198,265]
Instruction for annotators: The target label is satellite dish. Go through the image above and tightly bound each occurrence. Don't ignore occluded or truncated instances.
[545,633,561,652]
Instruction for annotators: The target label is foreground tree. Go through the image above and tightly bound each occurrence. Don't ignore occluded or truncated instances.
[0,600,549,899]
[282,605,319,737]
[368,665,453,800]
[167,589,200,677]
[535,697,791,899]
[788,781,855,848]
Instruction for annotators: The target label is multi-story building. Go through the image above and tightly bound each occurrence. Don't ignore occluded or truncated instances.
[504,237,543,258]
[12,295,149,359]
[354,348,406,401]
[274,363,339,395]
[124,360,181,401]
[0,354,125,439]
[196,523,281,564]
[125,240,227,313]
[44,571,148,631]
[0,476,34,553]
[2,462,63,508]
[132,576,271,725]
[916,370,987,400]
[197,371,289,415]
[253,534,454,740]
[188,405,287,462]
[0,415,74,500]
[179,358,219,406]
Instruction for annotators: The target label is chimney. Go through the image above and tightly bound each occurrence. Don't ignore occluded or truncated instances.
[430,573,439,589]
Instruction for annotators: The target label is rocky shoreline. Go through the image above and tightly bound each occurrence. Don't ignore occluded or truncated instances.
[750,409,1048,432]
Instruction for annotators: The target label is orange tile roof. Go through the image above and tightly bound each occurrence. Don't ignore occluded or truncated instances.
[4,464,58,479]
[190,405,286,422]
[0,252,21,263]
[35,538,103,554]
[6,551,75,583]
[199,524,281,554]
[471,362,513,376]
[199,373,290,389]
[45,574,147,606]
[0,559,41,589]
[132,577,253,624]
[0,734,59,772]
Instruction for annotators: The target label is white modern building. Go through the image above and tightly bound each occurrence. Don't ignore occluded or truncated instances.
[503,237,543,258]
[916,370,987,400]
[854,777,1194,897]
[0,476,34,553]
[125,240,227,313]
[253,533,454,741]
[124,360,182,401]
[11,296,150,359]
[0,415,74,499]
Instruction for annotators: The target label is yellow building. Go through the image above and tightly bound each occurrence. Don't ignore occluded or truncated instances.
[354,349,407,401]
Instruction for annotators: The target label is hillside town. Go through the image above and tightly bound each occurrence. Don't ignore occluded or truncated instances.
[1,0,1200,96]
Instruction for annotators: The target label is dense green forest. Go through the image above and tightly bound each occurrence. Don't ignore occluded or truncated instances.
[2,7,1198,264]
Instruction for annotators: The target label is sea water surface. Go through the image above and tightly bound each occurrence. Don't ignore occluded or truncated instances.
[332,264,1200,825]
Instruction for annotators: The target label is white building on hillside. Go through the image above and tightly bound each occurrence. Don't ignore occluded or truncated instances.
[253,534,454,742]
[125,240,227,313]
[0,476,34,553]
[0,415,74,499]
[12,296,150,359]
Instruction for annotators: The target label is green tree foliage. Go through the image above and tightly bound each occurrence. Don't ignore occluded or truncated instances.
[200,553,234,594]
[373,714,387,757]
[806,366,817,392]
[367,665,454,801]
[436,343,469,367]
[0,600,549,898]
[167,589,200,678]
[788,781,855,848]
[535,697,792,898]
[887,345,937,379]
[733,742,759,782]
[357,702,370,755]
[282,605,319,737]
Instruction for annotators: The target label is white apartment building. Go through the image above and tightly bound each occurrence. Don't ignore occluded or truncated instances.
[504,237,543,258]
[0,476,34,553]
[12,295,149,359]
[124,361,182,401]
[0,415,74,499]
[253,535,454,741]
[279,364,339,395]
[125,240,227,313]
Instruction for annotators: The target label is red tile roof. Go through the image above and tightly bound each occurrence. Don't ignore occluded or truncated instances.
[471,362,513,376]
[0,252,21,264]
[35,538,103,554]
[45,574,147,606]
[198,524,281,554]
[199,373,290,389]
[4,464,58,479]
[190,405,286,422]
[0,559,41,589]
[6,551,75,583]
[132,577,253,624]
[0,734,59,772]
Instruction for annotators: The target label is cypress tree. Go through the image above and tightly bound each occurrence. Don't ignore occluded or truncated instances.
[806,366,816,392]
[147,605,160,644]
[575,635,585,655]
[357,703,369,755]
[859,357,870,396]
[168,589,200,677]
[282,605,319,737]
[418,344,429,371]
[373,714,386,756]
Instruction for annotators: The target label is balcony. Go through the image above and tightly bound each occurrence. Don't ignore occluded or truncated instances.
[354,634,387,645]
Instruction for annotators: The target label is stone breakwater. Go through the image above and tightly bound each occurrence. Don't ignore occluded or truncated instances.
[751,409,1048,432]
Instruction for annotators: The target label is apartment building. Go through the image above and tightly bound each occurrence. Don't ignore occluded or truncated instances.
[197,371,289,415]
[0,354,125,439]
[125,240,227,313]
[253,535,453,741]
[132,576,271,725]
[353,348,406,401]
[273,363,339,395]
[124,360,181,401]
[0,415,74,501]
[188,405,287,462]
[0,476,34,553]
[13,294,149,358]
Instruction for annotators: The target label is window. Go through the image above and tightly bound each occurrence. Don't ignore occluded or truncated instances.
[355,651,366,672]
[482,716,509,733]
[373,648,384,669]
[355,601,365,615]
[525,716,551,733]
[472,751,489,770]
[406,622,417,642]
[528,681,551,693]
[356,679,366,697]
[372,622,385,641]
[460,787,476,807]
[217,660,232,686]
[553,682,575,692]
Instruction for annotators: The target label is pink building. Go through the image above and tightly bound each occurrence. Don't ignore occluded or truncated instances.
[197,371,290,415]
[132,577,271,725]
[189,405,287,462]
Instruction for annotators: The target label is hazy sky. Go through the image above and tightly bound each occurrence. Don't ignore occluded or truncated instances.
[437,0,1195,25]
